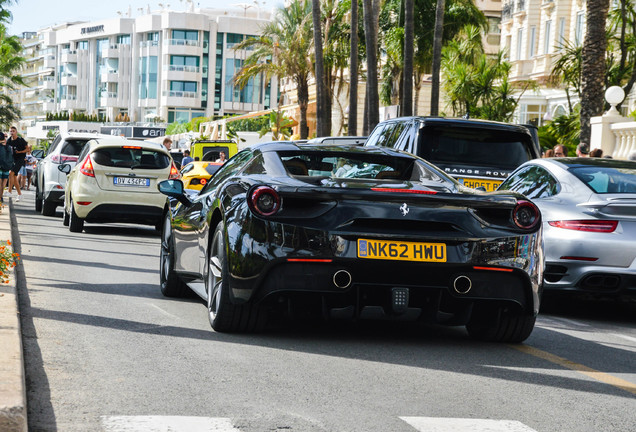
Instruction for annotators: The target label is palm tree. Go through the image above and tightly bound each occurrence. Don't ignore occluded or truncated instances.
[362,0,380,134]
[430,0,446,116]
[401,0,414,116]
[0,23,24,127]
[312,0,329,136]
[348,0,359,135]
[234,0,313,139]
[550,40,582,113]
[579,0,610,146]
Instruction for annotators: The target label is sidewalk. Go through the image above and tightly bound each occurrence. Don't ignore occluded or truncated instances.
[0,198,27,432]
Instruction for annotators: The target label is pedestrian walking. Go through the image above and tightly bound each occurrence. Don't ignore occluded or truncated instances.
[163,137,172,151]
[0,132,13,203]
[7,126,28,201]
[24,149,36,190]
[181,149,193,166]
[589,148,603,158]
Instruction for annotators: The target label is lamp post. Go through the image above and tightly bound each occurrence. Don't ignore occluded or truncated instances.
[604,86,625,116]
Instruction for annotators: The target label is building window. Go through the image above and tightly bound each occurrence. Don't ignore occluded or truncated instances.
[76,40,88,50]
[172,30,198,41]
[117,34,131,45]
[516,28,523,60]
[170,81,198,94]
[226,33,244,48]
[148,32,159,41]
[529,26,536,57]
[558,17,566,50]
[544,20,552,54]
[575,12,585,45]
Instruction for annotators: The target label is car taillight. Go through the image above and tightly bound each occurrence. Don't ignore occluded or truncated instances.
[168,162,180,180]
[51,154,79,164]
[548,220,618,233]
[512,200,540,229]
[248,186,281,216]
[79,155,95,177]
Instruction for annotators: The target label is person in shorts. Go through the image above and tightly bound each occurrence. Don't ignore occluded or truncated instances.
[7,126,27,201]
[0,132,13,203]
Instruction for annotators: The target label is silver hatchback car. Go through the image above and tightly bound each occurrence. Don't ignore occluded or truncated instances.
[499,157,636,297]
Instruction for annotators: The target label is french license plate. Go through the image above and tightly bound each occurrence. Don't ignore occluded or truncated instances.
[357,239,446,262]
[458,177,502,191]
[114,177,150,187]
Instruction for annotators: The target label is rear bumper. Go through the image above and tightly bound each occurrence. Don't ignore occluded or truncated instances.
[544,261,636,296]
[81,203,163,225]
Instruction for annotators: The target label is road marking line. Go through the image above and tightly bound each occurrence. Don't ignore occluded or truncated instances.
[613,333,636,344]
[101,416,241,431]
[148,302,181,320]
[400,416,537,431]
[510,345,636,396]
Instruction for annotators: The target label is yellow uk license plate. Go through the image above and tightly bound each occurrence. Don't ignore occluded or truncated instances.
[357,239,447,262]
[458,177,502,191]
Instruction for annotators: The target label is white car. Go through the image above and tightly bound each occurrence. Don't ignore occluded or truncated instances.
[35,132,119,216]
[60,137,180,233]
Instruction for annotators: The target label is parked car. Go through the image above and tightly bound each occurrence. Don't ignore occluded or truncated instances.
[180,161,223,191]
[306,136,367,146]
[35,132,117,216]
[157,142,543,342]
[191,140,238,162]
[59,137,180,233]
[364,117,541,191]
[499,157,636,298]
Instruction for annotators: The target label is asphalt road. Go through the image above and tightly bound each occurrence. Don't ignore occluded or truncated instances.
[12,190,636,432]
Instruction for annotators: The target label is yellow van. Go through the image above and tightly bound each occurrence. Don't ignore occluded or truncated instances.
[190,140,238,162]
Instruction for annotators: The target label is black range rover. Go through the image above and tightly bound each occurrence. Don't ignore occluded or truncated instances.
[364,117,541,191]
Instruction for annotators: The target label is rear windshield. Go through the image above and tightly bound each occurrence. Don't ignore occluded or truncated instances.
[277,151,450,185]
[60,139,90,156]
[570,166,636,194]
[420,127,533,169]
[92,147,171,169]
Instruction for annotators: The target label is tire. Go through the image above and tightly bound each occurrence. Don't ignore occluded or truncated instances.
[35,184,42,213]
[206,220,266,333]
[159,214,189,297]
[68,200,84,233]
[62,206,70,226]
[466,304,536,343]
[41,198,56,216]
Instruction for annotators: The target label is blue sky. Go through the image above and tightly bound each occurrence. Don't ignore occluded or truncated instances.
[7,0,282,35]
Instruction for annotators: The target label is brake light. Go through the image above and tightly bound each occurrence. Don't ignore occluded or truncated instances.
[168,162,180,180]
[548,220,618,233]
[51,154,79,164]
[512,200,540,229]
[122,146,142,149]
[287,259,333,262]
[79,155,95,177]
[248,186,281,216]
[473,266,514,273]
[371,188,437,194]
[200,178,207,185]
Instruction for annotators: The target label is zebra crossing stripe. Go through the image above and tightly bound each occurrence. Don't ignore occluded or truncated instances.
[400,416,538,432]
[101,416,241,432]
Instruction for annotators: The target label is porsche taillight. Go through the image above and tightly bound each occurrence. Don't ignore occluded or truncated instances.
[512,200,540,230]
[548,220,618,233]
[79,155,95,177]
[168,162,180,180]
[248,186,281,216]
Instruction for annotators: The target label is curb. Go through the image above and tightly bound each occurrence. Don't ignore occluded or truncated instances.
[0,199,27,432]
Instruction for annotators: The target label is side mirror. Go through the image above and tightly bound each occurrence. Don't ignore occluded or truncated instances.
[58,164,71,174]
[158,179,191,206]
[31,149,45,159]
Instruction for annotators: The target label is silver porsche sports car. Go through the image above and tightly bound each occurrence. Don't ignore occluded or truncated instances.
[499,157,636,297]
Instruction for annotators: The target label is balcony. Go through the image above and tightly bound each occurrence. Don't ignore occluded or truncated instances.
[164,64,201,81]
[61,49,77,63]
[43,55,56,68]
[60,74,77,86]
[102,44,119,58]
[38,76,55,90]
[161,90,200,108]
[140,40,159,48]
[100,92,120,106]
[164,39,200,55]
[60,95,77,110]
[100,71,119,83]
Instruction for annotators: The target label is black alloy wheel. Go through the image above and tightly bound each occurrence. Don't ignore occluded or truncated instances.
[159,214,189,297]
[206,220,265,333]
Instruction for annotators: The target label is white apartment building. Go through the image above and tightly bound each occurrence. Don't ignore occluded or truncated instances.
[25,5,276,130]
[500,0,635,126]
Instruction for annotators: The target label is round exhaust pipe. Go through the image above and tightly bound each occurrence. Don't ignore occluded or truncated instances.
[333,270,352,289]
[453,275,472,294]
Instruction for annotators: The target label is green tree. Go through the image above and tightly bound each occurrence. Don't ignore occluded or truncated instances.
[348,0,359,135]
[0,22,24,128]
[234,0,313,139]
[579,0,610,146]
[362,0,380,134]
[442,25,533,121]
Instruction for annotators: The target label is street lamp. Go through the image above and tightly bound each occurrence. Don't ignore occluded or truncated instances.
[604,86,625,116]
